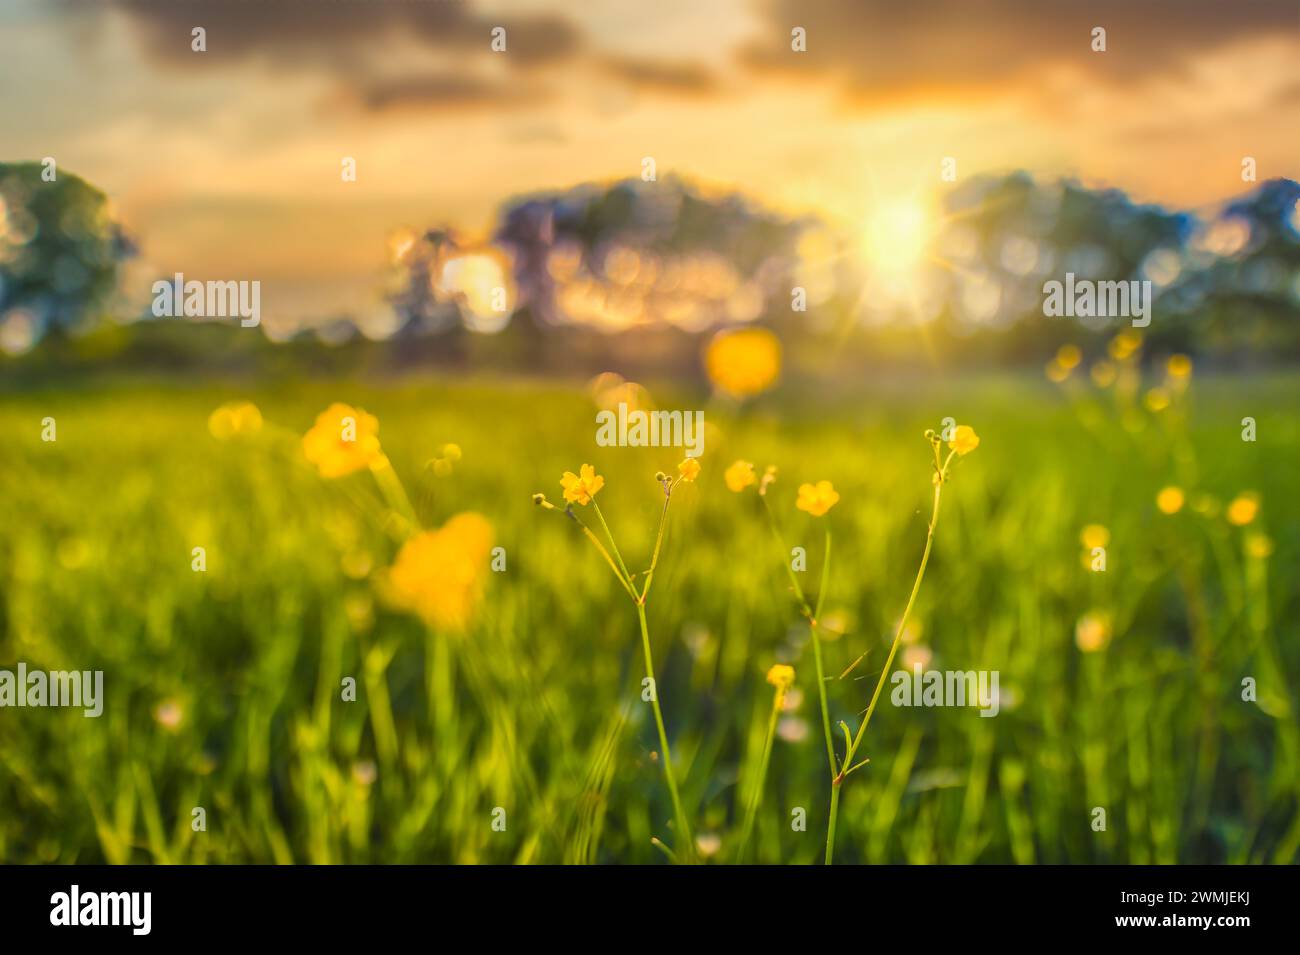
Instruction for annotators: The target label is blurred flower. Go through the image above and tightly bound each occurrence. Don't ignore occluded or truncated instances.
[1075,611,1112,653]
[1090,360,1117,388]
[776,716,809,743]
[431,458,453,477]
[1056,344,1082,370]
[1108,331,1142,361]
[386,512,493,631]
[677,457,701,482]
[303,403,381,478]
[352,760,378,786]
[1226,492,1259,526]
[208,401,263,441]
[1144,388,1171,412]
[1166,354,1192,380]
[1245,533,1274,559]
[561,464,604,506]
[948,424,980,456]
[758,465,778,496]
[1080,525,1109,549]
[1045,359,1070,383]
[796,480,840,516]
[695,833,722,858]
[766,664,795,692]
[704,327,781,399]
[441,443,462,462]
[153,699,184,732]
[1156,486,1185,514]
[902,644,932,670]
[724,459,756,493]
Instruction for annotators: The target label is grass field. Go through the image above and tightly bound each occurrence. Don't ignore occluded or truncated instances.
[1,367,1297,864]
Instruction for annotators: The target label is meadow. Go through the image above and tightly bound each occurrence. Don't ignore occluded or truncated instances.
[0,363,1297,864]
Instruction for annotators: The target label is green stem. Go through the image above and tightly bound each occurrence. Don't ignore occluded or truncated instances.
[592,499,634,585]
[828,451,953,863]
[640,486,673,601]
[738,689,783,861]
[637,601,694,861]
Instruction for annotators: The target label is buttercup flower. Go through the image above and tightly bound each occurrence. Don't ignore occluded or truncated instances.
[948,425,980,456]
[1075,611,1112,653]
[796,480,840,517]
[1056,344,1082,371]
[386,512,493,631]
[766,664,796,692]
[1167,354,1193,380]
[561,464,605,505]
[1109,331,1142,361]
[1245,533,1274,559]
[303,403,382,478]
[1080,525,1109,549]
[208,401,263,441]
[1226,492,1259,527]
[677,457,701,482]
[725,460,757,493]
[704,327,781,399]
[1156,486,1185,514]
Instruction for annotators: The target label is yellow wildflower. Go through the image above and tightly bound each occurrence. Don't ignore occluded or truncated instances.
[1090,360,1117,388]
[303,403,382,478]
[796,480,840,517]
[1226,492,1259,527]
[386,512,493,631]
[677,457,701,482]
[1075,611,1112,653]
[1045,360,1070,383]
[208,401,263,441]
[1245,533,1274,559]
[724,460,757,493]
[704,327,781,399]
[1144,388,1170,412]
[1056,345,1082,370]
[1080,525,1109,549]
[948,424,980,456]
[766,664,795,692]
[1156,486,1185,514]
[1109,331,1142,361]
[441,443,463,462]
[1166,354,1192,379]
[561,464,605,506]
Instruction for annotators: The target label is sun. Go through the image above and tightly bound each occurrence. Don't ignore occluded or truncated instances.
[861,196,933,278]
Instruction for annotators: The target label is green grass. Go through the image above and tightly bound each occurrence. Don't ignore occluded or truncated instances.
[0,371,1297,863]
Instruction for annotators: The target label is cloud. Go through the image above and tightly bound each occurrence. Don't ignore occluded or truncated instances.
[741,0,1300,106]
[598,55,720,97]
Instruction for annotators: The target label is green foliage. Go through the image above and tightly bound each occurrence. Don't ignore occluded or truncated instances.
[0,374,1296,863]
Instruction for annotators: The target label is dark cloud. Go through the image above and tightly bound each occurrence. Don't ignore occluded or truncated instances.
[100,0,581,108]
[742,0,1300,105]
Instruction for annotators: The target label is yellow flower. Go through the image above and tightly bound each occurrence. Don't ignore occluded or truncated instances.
[1045,360,1070,384]
[1166,354,1192,379]
[560,464,605,506]
[796,480,839,517]
[1226,492,1259,526]
[724,459,757,493]
[1156,486,1185,514]
[948,424,980,456]
[1080,524,1109,550]
[1144,388,1170,412]
[303,403,382,478]
[1109,331,1142,361]
[1090,360,1117,388]
[704,327,781,399]
[677,457,701,482]
[1056,344,1082,370]
[441,443,463,462]
[766,664,795,692]
[208,401,263,440]
[1075,611,1112,653]
[386,512,493,631]
[1245,533,1273,559]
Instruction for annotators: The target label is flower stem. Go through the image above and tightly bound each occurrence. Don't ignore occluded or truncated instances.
[826,451,954,863]
[637,600,695,861]
[738,687,783,862]
[592,499,634,585]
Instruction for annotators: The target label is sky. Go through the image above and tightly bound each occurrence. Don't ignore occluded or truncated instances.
[2,0,1297,328]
